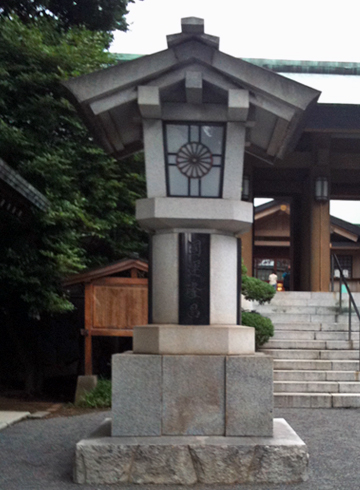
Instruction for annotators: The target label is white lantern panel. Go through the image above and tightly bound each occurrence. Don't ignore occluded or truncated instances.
[212,156,222,166]
[201,125,224,154]
[168,166,188,195]
[166,125,188,152]
[190,179,200,196]
[190,125,200,141]
[201,167,221,197]
[165,122,225,198]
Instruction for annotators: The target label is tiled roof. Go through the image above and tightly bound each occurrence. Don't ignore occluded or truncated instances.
[241,59,360,75]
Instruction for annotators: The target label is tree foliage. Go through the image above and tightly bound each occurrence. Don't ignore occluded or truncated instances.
[0,0,136,32]
[0,15,147,316]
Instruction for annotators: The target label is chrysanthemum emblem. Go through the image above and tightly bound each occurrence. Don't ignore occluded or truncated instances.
[176,142,213,178]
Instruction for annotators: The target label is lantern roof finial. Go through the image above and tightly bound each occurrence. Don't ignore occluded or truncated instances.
[181,17,204,34]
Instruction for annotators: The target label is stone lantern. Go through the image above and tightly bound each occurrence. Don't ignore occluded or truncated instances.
[64,17,319,485]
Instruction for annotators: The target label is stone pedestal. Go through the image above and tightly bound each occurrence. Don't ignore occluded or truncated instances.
[73,351,309,485]
[74,418,309,485]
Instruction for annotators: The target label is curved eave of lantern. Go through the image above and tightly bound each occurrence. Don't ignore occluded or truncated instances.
[63,18,320,164]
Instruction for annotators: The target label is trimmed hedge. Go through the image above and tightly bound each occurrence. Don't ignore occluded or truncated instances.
[242,275,275,304]
[241,311,274,349]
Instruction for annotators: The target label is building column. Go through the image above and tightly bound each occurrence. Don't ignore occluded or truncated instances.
[310,199,330,291]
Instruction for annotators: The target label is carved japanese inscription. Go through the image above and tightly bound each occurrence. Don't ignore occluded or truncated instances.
[179,233,210,325]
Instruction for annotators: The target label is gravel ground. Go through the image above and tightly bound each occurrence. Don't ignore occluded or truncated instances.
[1,407,360,490]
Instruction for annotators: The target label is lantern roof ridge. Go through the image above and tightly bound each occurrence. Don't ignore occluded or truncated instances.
[166,17,220,50]
[62,18,321,162]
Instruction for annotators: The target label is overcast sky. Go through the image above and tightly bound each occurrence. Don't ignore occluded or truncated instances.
[111,0,360,224]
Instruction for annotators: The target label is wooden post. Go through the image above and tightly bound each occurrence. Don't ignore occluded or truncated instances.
[240,226,253,276]
[310,199,330,291]
[84,283,93,375]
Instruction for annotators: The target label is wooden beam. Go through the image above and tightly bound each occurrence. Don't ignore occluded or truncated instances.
[93,277,148,286]
[254,240,290,246]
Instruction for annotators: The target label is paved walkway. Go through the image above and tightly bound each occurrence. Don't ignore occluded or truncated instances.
[0,411,30,430]
[0,407,360,489]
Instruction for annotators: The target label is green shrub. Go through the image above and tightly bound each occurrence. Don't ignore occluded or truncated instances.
[242,275,275,304]
[76,379,111,408]
[241,311,274,349]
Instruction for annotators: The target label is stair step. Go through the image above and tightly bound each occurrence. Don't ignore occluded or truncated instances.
[263,340,359,350]
[321,323,359,332]
[274,381,339,393]
[274,393,332,408]
[261,349,360,359]
[254,292,360,408]
[274,370,360,382]
[273,359,360,371]
[273,331,316,340]
[257,306,318,315]
[269,298,338,307]
[264,340,326,349]
[332,394,360,408]
[339,383,360,393]
[269,314,358,324]
[273,323,321,331]
[273,323,359,332]
[273,331,351,340]
[315,332,351,340]
[274,381,360,393]
[274,393,360,408]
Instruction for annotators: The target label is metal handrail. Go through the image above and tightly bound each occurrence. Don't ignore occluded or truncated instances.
[331,255,360,360]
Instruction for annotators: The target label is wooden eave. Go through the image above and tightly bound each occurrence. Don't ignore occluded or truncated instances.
[63,258,148,286]
[331,225,358,242]
[255,203,290,220]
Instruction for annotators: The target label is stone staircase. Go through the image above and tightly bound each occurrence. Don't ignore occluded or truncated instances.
[256,292,360,408]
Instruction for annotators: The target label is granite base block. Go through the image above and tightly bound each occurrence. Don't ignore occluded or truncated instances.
[226,355,273,436]
[74,418,309,485]
[112,352,273,437]
[112,353,162,436]
[162,355,225,435]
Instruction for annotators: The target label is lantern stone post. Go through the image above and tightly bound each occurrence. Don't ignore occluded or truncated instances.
[64,17,319,485]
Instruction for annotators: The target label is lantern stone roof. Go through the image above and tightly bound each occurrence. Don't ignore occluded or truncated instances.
[63,17,320,163]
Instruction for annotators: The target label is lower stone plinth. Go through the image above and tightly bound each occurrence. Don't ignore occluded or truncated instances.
[74,418,309,485]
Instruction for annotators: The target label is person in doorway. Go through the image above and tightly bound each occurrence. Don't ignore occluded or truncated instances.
[268,270,278,290]
[283,266,291,291]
